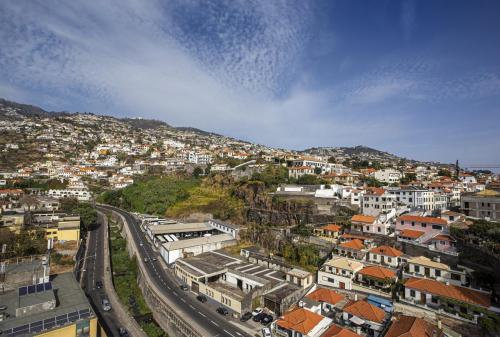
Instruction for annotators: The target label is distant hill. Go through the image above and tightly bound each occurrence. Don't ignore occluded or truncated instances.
[0,98,71,119]
[301,145,419,163]
[120,118,171,130]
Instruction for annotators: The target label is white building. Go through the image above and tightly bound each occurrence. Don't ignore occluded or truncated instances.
[47,188,91,201]
[361,189,397,217]
[188,151,213,165]
[373,169,402,184]
[317,257,364,290]
[387,187,447,211]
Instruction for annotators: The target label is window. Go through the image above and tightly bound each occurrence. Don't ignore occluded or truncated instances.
[435,270,441,277]
[414,265,420,273]
[387,257,392,263]
[432,225,442,230]
[411,222,415,226]
[410,290,416,297]
[421,223,427,228]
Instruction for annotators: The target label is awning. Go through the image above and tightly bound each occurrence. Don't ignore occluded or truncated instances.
[349,316,365,325]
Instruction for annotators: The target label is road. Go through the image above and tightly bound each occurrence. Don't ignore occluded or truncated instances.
[81,213,124,337]
[98,205,254,337]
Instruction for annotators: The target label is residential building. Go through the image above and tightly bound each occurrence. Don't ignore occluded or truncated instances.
[313,224,342,239]
[320,325,362,337]
[47,188,91,201]
[303,287,346,316]
[355,266,397,293]
[403,278,491,321]
[384,315,444,337]
[350,214,390,235]
[387,186,447,211]
[373,169,402,184]
[289,166,315,179]
[274,307,332,337]
[318,257,364,290]
[335,239,366,260]
[361,189,396,217]
[341,300,387,337]
[367,246,403,268]
[461,190,500,220]
[403,256,469,287]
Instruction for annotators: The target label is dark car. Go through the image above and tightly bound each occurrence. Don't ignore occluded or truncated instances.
[253,312,266,322]
[119,328,129,337]
[216,307,229,316]
[196,295,207,303]
[240,312,252,322]
[95,281,103,289]
[180,284,189,291]
[260,314,273,325]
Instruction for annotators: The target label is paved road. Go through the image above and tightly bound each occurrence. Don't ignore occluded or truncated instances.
[98,205,254,337]
[81,213,124,337]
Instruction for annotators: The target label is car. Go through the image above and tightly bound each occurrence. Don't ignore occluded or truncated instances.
[0,305,7,311]
[253,312,266,322]
[151,257,157,262]
[261,327,272,337]
[252,307,263,316]
[95,281,103,289]
[180,284,189,291]
[196,295,207,303]
[139,242,144,246]
[216,307,229,316]
[143,258,149,263]
[101,297,112,312]
[260,314,273,325]
[240,312,252,322]
[118,328,129,337]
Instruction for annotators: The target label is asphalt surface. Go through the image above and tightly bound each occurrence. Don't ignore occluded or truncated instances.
[98,205,254,337]
[81,213,124,337]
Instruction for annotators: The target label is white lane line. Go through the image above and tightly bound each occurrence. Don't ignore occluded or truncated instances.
[210,320,219,327]
[189,304,195,309]
[235,332,243,337]
[180,298,186,303]
[173,291,178,296]
[224,329,235,337]
[198,312,206,318]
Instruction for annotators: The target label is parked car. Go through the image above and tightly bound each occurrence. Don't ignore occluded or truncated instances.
[253,312,266,322]
[261,327,272,337]
[101,297,112,312]
[240,312,252,322]
[118,328,129,337]
[216,307,229,316]
[196,295,207,303]
[252,307,263,316]
[151,257,157,262]
[260,314,273,325]
[180,284,189,291]
[143,257,149,263]
[95,281,103,289]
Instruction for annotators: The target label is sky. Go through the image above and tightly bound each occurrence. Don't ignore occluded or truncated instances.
[1,0,499,165]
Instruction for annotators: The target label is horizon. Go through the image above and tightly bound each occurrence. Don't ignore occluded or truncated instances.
[1,1,499,165]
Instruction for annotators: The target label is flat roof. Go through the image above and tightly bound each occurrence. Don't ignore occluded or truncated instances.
[149,222,212,234]
[176,251,241,277]
[162,234,235,250]
[0,272,95,333]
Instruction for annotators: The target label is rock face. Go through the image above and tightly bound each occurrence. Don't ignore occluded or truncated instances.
[234,182,346,226]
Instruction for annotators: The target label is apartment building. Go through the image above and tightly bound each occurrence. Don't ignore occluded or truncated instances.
[361,189,396,217]
[461,190,500,220]
[318,257,364,290]
[373,169,402,184]
[403,256,469,287]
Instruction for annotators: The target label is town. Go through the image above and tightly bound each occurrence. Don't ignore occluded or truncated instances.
[0,98,499,337]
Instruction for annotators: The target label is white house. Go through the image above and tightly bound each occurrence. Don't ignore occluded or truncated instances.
[318,257,364,290]
[373,169,402,184]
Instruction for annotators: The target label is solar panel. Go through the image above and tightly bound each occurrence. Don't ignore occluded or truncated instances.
[27,285,36,294]
[30,320,43,328]
[36,283,44,292]
[44,282,52,291]
[13,324,29,333]
[80,311,90,319]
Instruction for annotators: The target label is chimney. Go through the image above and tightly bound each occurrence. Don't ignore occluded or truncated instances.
[354,293,358,301]
[434,256,440,263]
[356,327,362,335]
[437,320,442,329]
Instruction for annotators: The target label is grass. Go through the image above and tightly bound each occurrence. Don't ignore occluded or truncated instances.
[108,218,167,336]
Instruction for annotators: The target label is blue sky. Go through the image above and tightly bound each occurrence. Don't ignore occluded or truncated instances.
[1,0,499,165]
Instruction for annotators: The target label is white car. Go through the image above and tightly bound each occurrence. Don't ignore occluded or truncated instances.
[252,307,263,316]
[261,327,271,337]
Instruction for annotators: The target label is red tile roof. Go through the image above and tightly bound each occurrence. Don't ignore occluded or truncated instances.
[358,265,396,280]
[369,245,403,257]
[399,229,424,239]
[339,239,364,250]
[343,300,386,323]
[404,278,491,308]
[321,325,363,337]
[276,308,324,335]
[306,288,345,305]
[320,224,342,232]
[398,215,447,225]
[351,214,376,224]
[384,315,444,337]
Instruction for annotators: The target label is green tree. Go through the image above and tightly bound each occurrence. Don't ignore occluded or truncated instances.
[193,167,204,178]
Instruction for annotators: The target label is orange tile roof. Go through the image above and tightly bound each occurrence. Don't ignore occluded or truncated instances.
[351,214,376,224]
[306,288,345,305]
[399,229,424,239]
[276,308,324,335]
[366,188,385,196]
[343,300,386,323]
[339,239,364,250]
[404,278,491,307]
[398,215,447,225]
[321,224,342,232]
[369,245,403,257]
[432,234,455,241]
[340,233,370,241]
[321,325,363,337]
[358,266,396,280]
[384,315,444,337]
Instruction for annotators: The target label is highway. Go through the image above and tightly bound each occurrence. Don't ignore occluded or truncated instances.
[81,212,124,337]
[98,205,253,337]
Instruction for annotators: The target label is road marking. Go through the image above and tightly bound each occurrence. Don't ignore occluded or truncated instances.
[235,332,243,337]
[198,312,206,318]
[180,298,186,303]
[210,320,219,327]
[173,291,178,296]
[224,329,235,337]
[189,304,195,309]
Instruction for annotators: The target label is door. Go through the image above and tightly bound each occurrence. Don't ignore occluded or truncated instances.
[191,281,199,293]
[339,282,345,289]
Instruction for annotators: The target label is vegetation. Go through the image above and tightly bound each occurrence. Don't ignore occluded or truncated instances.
[250,164,289,188]
[400,173,416,185]
[359,176,385,187]
[108,217,167,337]
[281,243,321,272]
[98,176,200,215]
[6,178,68,190]
[59,197,98,234]
[295,174,327,185]
[0,228,47,258]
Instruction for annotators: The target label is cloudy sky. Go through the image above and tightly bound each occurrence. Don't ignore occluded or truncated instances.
[1,0,499,165]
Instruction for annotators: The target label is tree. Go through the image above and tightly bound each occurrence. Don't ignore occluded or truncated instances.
[193,167,204,178]
[437,169,452,177]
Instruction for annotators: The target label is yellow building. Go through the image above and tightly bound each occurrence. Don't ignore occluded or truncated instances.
[43,217,81,242]
[0,272,106,337]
